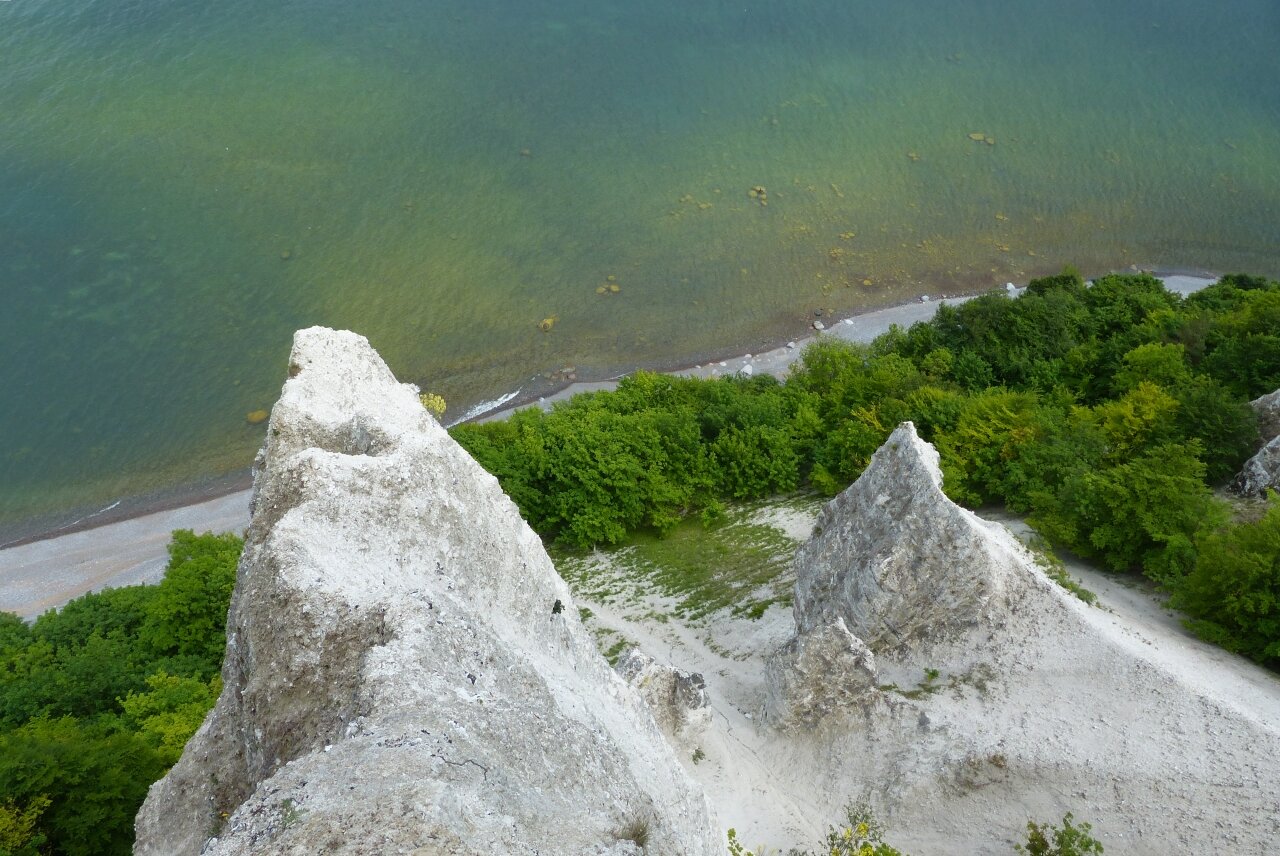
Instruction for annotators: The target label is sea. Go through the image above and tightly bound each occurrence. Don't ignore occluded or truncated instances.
[2,0,1279,542]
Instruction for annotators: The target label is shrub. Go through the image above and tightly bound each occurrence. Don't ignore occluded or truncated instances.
[1172,496,1280,667]
[1014,812,1103,855]
[1030,443,1224,585]
[813,803,906,856]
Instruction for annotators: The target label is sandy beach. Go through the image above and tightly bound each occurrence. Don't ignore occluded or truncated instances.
[0,273,1216,619]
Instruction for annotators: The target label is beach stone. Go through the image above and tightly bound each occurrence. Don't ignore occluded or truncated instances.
[786,341,797,350]
[919,295,930,303]
[134,327,719,856]
[739,364,754,377]
[812,320,825,331]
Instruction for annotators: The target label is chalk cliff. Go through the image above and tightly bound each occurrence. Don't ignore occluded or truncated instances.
[1251,387,1280,444]
[1233,435,1280,498]
[1233,388,1280,497]
[753,422,1280,853]
[766,422,1040,727]
[133,328,719,855]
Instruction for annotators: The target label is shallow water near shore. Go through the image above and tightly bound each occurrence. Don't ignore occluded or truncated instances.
[2,0,1279,538]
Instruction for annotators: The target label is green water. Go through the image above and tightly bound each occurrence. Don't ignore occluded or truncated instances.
[2,0,1278,537]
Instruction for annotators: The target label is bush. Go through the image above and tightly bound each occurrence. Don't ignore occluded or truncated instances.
[1172,497,1280,667]
[812,803,905,856]
[1015,813,1104,855]
[1031,444,1223,585]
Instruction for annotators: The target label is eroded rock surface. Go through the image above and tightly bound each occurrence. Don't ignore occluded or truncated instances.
[1252,388,1280,444]
[789,423,1036,654]
[1232,434,1280,498]
[764,617,877,729]
[134,328,719,856]
[767,422,1042,726]
[616,648,711,742]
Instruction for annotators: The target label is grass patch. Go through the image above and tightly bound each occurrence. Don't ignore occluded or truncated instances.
[879,666,944,700]
[553,497,816,621]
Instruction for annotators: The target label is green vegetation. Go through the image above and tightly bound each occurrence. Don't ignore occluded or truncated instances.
[457,271,1280,665]
[1015,813,1104,856]
[727,805,1103,855]
[4,272,1279,853]
[1022,535,1097,606]
[0,531,240,856]
[1171,495,1280,666]
[552,499,813,622]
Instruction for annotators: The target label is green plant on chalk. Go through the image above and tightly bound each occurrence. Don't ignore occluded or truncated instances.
[419,391,447,419]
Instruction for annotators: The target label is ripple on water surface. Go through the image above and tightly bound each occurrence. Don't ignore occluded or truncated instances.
[1,0,1279,534]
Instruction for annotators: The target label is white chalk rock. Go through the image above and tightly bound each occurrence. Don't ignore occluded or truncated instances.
[792,422,1032,652]
[134,327,719,856]
[1251,388,1280,444]
[616,648,711,743]
[1233,434,1280,498]
[765,617,878,729]
[766,422,1038,725]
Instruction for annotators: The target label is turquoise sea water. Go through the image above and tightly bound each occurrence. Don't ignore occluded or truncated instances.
[2,0,1279,538]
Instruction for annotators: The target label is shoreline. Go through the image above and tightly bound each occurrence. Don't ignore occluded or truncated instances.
[0,471,254,553]
[0,270,1219,617]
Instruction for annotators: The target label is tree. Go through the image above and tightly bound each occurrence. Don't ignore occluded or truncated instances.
[1111,343,1190,394]
[138,530,242,669]
[118,672,222,765]
[1032,443,1223,585]
[1172,497,1280,667]
[0,795,49,856]
[0,717,166,856]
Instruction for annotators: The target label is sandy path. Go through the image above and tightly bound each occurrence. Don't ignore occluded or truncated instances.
[994,515,1280,728]
[0,274,1215,618]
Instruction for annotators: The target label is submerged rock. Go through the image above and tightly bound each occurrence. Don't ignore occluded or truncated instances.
[134,327,718,856]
